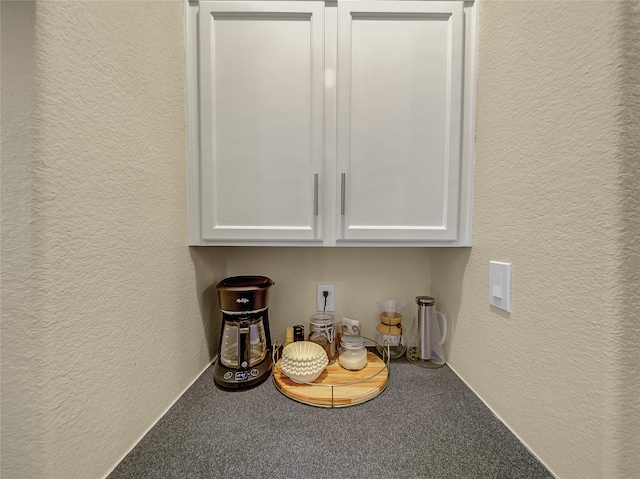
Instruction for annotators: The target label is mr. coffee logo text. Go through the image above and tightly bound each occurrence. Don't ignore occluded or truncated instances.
[236,298,249,304]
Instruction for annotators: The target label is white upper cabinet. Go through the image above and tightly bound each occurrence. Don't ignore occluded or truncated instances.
[186,0,477,246]
[337,1,463,243]
[193,1,325,243]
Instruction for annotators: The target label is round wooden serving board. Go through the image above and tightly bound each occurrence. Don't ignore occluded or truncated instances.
[273,351,389,407]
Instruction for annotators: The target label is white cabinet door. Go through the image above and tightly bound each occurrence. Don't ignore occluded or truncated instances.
[197,1,324,243]
[336,1,465,243]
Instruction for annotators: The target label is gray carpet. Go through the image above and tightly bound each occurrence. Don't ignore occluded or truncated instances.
[108,358,553,478]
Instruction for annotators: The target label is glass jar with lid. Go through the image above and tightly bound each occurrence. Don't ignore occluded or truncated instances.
[308,313,336,364]
[338,336,367,371]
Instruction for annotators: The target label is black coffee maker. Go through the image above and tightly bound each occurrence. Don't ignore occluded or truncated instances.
[213,276,274,389]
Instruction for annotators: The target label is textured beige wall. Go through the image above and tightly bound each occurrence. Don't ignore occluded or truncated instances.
[614,2,640,476]
[432,1,640,478]
[3,1,638,478]
[1,2,45,477]
[1,1,223,478]
[223,247,431,343]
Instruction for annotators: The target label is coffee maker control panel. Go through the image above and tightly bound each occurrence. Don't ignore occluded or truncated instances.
[221,368,263,384]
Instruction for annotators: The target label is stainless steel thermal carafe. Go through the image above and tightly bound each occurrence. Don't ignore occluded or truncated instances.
[406,296,447,368]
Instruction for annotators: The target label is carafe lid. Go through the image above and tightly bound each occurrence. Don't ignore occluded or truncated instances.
[416,296,435,306]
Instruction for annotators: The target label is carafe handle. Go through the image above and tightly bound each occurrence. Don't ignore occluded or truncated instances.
[436,311,447,346]
[238,320,250,369]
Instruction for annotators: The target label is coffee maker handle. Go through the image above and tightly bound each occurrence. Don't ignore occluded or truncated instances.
[436,311,447,346]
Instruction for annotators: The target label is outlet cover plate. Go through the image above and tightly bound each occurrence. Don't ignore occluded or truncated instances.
[317,284,335,312]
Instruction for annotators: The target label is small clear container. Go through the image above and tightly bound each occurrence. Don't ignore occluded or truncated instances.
[338,336,367,371]
[308,313,336,364]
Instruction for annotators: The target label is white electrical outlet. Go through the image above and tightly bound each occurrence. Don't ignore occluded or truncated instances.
[316,284,335,312]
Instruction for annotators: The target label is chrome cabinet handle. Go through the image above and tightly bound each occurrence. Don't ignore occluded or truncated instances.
[341,173,346,215]
[313,173,319,216]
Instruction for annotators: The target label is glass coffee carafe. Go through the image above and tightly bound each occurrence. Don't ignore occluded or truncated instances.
[219,314,267,368]
[374,299,407,359]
